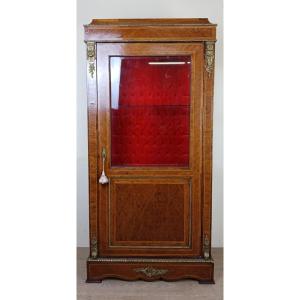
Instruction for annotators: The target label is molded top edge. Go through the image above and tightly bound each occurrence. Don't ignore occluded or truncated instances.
[85,18,216,27]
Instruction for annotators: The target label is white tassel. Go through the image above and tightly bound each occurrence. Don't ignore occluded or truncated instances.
[99,148,109,184]
[99,170,109,184]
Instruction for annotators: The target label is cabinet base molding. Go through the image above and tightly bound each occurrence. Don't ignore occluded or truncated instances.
[86,257,214,283]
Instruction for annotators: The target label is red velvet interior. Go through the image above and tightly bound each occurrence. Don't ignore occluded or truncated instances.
[110,56,191,167]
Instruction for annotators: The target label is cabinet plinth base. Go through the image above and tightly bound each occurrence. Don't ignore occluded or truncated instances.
[86,257,214,283]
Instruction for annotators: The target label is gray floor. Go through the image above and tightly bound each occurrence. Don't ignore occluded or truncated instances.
[77,247,223,300]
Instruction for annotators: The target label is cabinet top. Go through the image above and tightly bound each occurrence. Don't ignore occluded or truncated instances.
[84,18,216,42]
[87,18,216,26]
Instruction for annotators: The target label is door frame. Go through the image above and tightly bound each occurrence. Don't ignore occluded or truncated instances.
[87,42,211,257]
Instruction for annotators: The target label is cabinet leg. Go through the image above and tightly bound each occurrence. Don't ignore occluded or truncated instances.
[85,279,102,283]
[198,280,215,284]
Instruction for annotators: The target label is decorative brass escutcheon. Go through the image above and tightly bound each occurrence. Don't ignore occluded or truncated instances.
[134,266,168,278]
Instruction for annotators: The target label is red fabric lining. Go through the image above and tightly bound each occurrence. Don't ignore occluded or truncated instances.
[110,56,191,167]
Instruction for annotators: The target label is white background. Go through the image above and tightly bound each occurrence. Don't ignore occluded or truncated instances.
[77,0,224,248]
[1,1,300,300]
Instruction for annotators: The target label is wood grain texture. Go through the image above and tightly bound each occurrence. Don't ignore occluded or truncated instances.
[96,42,203,257]
[89,18,215,25]
[84,18,217,282]
[87,261,214,283]
[201,42,216,258]
[110,178,190,247]
[84,18,216,42]
[85,41,99,257]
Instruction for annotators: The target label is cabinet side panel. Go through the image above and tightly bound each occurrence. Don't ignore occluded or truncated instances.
[86,42,99,257]
[202,41,216,258]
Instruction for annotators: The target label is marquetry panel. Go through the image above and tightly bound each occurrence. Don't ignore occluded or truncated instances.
[109,178,191,248]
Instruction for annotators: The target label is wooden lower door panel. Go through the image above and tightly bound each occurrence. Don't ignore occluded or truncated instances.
[111,177,190,246]
[99,177,201,256]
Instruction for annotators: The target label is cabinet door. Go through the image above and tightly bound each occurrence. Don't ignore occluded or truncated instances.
[97,43,204,257]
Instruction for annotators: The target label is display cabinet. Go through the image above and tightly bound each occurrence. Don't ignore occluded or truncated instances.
[84,18,217,283]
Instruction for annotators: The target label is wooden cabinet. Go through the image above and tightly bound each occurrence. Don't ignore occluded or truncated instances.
[84,18,217,283]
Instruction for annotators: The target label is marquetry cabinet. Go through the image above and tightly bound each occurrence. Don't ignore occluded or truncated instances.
[84,18,217,283]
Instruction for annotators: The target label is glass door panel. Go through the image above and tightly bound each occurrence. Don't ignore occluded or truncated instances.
[110,56,191,167]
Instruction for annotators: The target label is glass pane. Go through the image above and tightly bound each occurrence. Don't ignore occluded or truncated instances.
[110,56,191,167]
